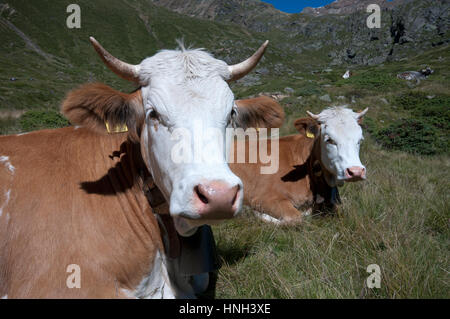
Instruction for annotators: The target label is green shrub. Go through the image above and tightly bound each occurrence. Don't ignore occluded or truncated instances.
[20,110,69,132]
[296,84,324,96]
[374,118,445,155]
[337,71,402,90]
[367,93,450,155]
[394,92,428,110]
[394,92,450,130]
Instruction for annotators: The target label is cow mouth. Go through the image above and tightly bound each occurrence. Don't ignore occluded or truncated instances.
[177,205,240,221]
[344,176,366,182]
[177,209,238,221]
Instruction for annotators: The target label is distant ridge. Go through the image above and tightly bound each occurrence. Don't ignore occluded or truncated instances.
[301,0,406,16]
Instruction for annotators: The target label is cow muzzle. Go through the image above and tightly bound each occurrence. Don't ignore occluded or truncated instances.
[344,166,366,182]
[193,181,241,219]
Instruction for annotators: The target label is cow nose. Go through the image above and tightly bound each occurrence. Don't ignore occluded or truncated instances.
[193,181,240,219]
[345,166,366,181]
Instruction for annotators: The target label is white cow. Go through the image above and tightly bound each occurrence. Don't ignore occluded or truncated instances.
[85,37,275,236]
[306,106,368,187]
[342,70,352,79]
[0,37,283,298]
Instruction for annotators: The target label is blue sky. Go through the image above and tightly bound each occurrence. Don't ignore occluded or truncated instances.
[262,0,336,13]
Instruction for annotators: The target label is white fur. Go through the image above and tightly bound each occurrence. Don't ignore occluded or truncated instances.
[0,190,11,218]
[130,250,176,299]
[124,249,211,299]
[0,156,15,174]
[137,46,243,230]
[254,211,282,225]
[316,107,365,186]
[302,208,312,216]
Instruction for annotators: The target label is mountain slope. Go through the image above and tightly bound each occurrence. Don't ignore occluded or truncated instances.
[151,0,450,65]
[0,0,294,118]
[301,0,405,16]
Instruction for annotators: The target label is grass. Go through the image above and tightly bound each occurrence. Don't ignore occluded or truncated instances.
[0,0,449,299]
[214,138,449,298]
[214,45,450,299]
[19,109,69,132]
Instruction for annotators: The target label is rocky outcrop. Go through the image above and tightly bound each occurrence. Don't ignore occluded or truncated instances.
[301,0,406,16]
[150,0,449,66]
[150,0,288,32]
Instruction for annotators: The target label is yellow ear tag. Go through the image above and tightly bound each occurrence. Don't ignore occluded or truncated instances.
[105,121,128,134]
[306,131,315,139]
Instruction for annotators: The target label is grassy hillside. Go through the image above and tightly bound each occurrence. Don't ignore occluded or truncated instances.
[215,144,449,298]
[0,0,297,133]
[0,0,449,298]
[214,45,450,298]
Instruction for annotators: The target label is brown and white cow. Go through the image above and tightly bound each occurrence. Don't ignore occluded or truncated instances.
[230,106,368,225]
[0,38,283,298]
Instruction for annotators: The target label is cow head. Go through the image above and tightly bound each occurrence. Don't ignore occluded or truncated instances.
[295,107,368,187]
[420,66,433,77]
[62,38,280,235]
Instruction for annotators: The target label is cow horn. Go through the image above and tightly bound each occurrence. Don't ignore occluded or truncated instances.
[90,37,141,83]
[306,111,320,120]
[228,40,269,82]
[356,107,369,119]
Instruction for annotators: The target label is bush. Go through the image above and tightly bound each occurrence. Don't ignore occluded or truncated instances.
[337,71,402,90]
[368,92,450,155]
[296,84,324,96]
[20,110,69,132]
[394,92,450,130]
[374,118,445,155]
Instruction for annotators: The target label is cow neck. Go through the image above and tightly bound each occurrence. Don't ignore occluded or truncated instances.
[112,138,180,259]
[307,132,341,208]
[143,176,219,275]
[105,138,165,247]
[142,175,181,259]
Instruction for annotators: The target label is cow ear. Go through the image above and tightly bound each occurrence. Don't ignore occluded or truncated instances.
[233,96,285,129]
[61,83,144,142]
[294,117,319,139]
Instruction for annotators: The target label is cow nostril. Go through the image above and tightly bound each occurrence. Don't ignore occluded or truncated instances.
[194,185,209,204]
[193,182,241,218]
[231,185,240,206]
[346,167,366,180]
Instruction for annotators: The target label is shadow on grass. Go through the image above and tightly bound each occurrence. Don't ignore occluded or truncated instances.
[217,242,252,266]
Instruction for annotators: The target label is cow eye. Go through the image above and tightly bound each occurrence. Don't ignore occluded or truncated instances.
[148,109,159,120]
[230,108,237,118]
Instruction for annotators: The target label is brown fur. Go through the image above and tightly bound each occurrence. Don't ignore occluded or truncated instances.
[235,96,285,129]
[0,85,285,297]
[61,83,144,143]
[0,127,162,298]
[230,117,337,225]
